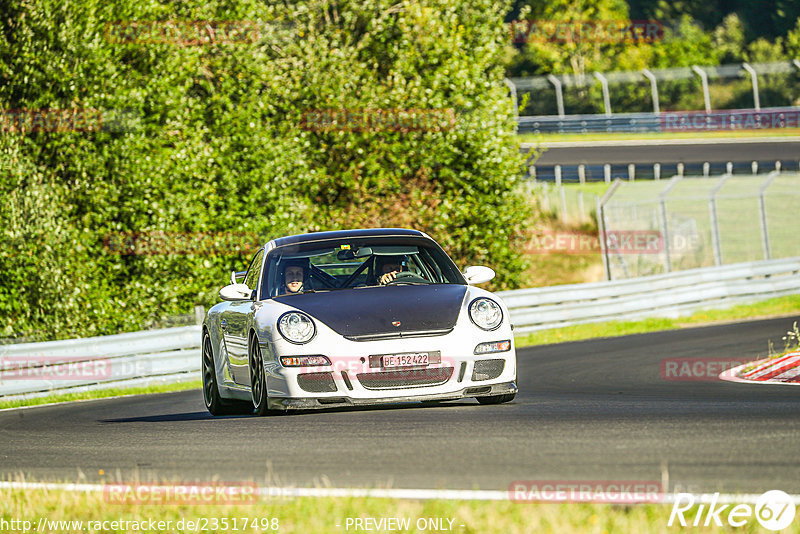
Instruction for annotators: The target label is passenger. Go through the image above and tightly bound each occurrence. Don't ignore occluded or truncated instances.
[281,259,308,294]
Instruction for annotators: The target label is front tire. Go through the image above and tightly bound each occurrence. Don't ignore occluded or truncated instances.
[250,335,272,416]
[476,392,516,405]
[203,331,251,416]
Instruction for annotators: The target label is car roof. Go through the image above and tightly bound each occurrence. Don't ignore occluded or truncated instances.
[270,228,428,248]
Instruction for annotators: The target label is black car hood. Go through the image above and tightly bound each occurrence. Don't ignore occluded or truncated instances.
[273,284,468,339]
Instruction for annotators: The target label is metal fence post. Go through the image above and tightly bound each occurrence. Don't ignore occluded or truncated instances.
[542,182,550,212]
[709,174,731,266]
[758,171,779,260]
[604,164,611,183]
[547,74,565,117]
[597,180,623,281]
[654,163,661,180]
[503,78,519,119]
[594,72,612,116]
[194,305,205,325]
[642,69,660,114]
[555,164,562,186]
[578,164,586,184]
[658,176,683,273]
[741,63,760,110]
[691,66,711,113]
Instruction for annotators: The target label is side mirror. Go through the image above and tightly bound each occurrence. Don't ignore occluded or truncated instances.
[219,283,253,301]
[463,265,495,285]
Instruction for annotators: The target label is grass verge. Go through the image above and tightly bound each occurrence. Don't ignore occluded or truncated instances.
[0,379,201,411]
[514,294,800,348]
[518,129,800,144]
[3,486,792,534]
[524,251,604,287]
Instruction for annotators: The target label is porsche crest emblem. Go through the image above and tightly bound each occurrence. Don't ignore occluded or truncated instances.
[392,321,402,327]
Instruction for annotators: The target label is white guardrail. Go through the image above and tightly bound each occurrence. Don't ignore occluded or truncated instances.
[0,326,201,399]
[1,258,798,399]
[499,257,800,334]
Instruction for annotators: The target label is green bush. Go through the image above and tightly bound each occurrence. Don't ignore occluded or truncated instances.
[0,0,529,340]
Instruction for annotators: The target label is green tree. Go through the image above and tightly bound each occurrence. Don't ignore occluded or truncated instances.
[713,13,747,64]
[0,0,529,340]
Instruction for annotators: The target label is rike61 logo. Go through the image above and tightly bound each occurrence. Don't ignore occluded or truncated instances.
[669,491,796,530]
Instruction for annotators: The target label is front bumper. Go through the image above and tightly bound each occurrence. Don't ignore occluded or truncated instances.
[266,380,517,411]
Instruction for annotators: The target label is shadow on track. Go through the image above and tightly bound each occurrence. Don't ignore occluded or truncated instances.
[99,411,244,423]
[99,400,484,422]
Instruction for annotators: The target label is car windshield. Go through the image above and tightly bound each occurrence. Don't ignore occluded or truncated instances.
[262,236,465,297]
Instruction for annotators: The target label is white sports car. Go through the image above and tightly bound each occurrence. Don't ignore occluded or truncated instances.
[202,228,517,415]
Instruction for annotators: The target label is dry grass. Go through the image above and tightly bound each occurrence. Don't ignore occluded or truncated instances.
[3,484,790,533]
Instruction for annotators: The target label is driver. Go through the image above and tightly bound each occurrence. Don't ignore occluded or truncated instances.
[280,258,308,294]
[376,255,406,285]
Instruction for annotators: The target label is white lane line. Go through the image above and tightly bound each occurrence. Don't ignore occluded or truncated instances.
[1,481,798,504]
[520,136,800,149]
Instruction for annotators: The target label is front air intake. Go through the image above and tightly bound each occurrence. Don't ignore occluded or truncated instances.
[472,359,505,381]
[297,372,337,393]
[357,367,454,390]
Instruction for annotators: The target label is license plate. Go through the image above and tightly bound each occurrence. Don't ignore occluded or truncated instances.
[382,352,429,369]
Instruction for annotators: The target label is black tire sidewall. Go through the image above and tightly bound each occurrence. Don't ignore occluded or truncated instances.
[203,331,224,414]
[251,337,270,415]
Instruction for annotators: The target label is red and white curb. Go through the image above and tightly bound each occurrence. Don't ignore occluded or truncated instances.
[719,351,800,385]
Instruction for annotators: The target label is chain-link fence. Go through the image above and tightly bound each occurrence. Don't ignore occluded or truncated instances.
[598,173,800,279]
[509,60,800,117]
[520,181,598,226]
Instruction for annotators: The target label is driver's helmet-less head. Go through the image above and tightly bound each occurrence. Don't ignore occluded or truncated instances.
[281,258,309,293]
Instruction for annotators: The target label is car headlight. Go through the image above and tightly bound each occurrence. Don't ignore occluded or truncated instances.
[469,298,503,330]
[277,312,316,344]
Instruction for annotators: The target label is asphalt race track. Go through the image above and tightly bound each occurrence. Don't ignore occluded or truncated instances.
[530,139,800,166]
[2,315,799,494]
